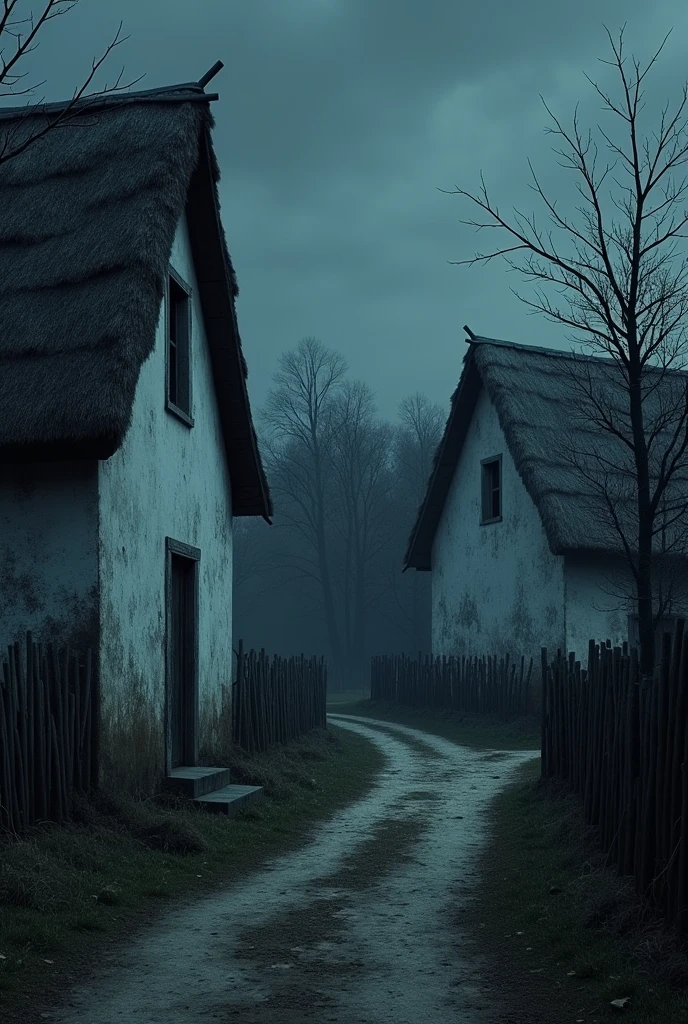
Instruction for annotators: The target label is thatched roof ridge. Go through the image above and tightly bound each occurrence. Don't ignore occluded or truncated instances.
[0,82,271,519]
[404,334,688,569]
[0,82,218,122]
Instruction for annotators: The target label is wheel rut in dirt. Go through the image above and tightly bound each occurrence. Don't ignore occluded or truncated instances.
[43,716,537,1024]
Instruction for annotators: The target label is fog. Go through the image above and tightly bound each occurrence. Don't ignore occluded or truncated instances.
[234,338,444,688]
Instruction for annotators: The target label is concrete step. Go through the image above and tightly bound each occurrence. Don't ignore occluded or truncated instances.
[165,766,231,799]
[194,784,263,817]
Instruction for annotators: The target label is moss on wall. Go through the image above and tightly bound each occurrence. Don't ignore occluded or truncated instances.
[198,682,233,765]
[99,669,164,796]
[456,592,481,631]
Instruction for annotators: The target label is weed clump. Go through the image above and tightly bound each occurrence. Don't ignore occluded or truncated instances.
[0,852,52,909]
[226,728,337,800]
[135,818,207,855]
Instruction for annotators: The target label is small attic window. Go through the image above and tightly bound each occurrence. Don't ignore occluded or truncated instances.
[481,455,502,524]
[166,268,193,425]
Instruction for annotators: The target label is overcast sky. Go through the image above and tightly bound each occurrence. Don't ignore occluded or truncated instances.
[11,0,688,419]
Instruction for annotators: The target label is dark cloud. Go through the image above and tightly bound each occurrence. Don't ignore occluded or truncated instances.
[6,0,688,417]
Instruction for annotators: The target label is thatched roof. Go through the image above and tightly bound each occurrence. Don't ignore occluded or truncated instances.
[404,334,688,570]
[0,82,271,519]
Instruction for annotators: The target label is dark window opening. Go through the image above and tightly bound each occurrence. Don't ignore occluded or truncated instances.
[481,456,502,523]
[167,271,191,420]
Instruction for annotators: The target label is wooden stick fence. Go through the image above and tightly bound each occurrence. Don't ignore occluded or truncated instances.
[0,631,96,834]
[370,651,533,720]
[541,621,688,935]
[232,640,327,754]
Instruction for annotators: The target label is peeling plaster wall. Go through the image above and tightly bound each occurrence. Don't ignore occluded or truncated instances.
[430,387,565,685]
[98,213,233,793]
[0,461,99,655]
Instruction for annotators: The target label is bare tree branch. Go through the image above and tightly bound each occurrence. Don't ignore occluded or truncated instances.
[0,2,142,168]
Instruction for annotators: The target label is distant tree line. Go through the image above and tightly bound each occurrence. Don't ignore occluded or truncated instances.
[233,337,444,691]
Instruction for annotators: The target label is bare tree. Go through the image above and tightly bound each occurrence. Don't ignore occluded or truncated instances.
[449,26,688,678]
[232,517,275,590]
[329,380,395,684]
[383,393,445,650]
[236,368,443,668]
[396,393,446,509]
[262,337,347,674]
[0,1,138,167]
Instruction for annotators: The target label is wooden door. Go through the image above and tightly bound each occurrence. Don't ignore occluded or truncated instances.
[170,553,196,767]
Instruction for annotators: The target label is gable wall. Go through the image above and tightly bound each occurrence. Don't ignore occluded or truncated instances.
[430,387,565,694]
[98,212,234,793]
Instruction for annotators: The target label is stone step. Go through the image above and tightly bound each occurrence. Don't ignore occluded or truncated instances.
[194,784,263,817]
[165,766,231,799]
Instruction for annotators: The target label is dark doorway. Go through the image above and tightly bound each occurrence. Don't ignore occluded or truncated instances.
[167,541,200,769]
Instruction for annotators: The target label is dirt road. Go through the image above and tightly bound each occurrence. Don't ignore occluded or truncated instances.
[44,716,537,1023]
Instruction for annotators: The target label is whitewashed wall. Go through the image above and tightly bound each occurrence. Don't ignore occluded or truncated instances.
[98,213,234,791]
[430,387,565,675]
[0,461,99,653]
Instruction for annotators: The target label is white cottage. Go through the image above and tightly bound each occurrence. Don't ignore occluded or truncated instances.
[0,78,271,794]
[404,331,688,683]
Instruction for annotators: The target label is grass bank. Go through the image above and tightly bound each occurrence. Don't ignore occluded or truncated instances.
[0,725,384,1019]
[465,760,688,1022]
[328,697,540,750]
[326,688,369,707]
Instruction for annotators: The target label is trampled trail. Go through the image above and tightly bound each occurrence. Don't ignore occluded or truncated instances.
[44,717,537,1024]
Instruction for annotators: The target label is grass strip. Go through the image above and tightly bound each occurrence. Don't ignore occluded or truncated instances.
[459,760,688,1022]
[328,698,540,750]
[326,688,370,707]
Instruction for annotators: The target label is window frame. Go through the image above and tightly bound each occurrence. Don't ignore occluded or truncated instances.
[165,266,194,427]
[480,454,503,525]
